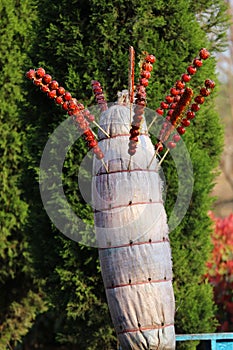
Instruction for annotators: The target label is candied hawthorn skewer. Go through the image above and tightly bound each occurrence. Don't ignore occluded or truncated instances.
[128,53,156,157]
[150,48,210,136]
[148,77,215,170]
[91,80,108,112]
[26,67,105,161]
[147,87,193,169]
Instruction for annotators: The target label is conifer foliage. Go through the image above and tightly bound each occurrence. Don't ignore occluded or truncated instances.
[0,0,47,348]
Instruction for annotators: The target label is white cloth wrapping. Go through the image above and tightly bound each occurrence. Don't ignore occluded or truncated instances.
[92,105,175,349]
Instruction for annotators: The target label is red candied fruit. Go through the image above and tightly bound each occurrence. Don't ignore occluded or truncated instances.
[181,118,191,127]
[36,67,46,78]
[42,74,52,84]
[173,134,181,142]
[181,73,191,82]
[205,79,215,89]
[141,70,151,79]
[177,126,186,135]
[145,54,156,64]
[47,90,57,99]
[142,62,153,72]
[193,58,203,67]
[199,48,210,60]
[186,110,195,120]
[200,87,210,97]
[26,69,36,80]
[187,66,197,75]
[49,80,59,90]
[194,95,205,104]
[167,141,176,149]
[57,86,66,96]
[156,108,164,116]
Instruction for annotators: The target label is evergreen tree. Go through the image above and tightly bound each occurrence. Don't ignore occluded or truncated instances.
[0,1,47,349]
[21,0,229,349]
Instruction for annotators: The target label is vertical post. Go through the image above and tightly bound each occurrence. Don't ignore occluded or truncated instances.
[211,339,217,350]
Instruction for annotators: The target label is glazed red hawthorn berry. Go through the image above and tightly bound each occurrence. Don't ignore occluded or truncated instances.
[181,118,191,127]
[140,78,149,86]
[200,87,210,97]
[167,141,176,149]
[133,115,143,122]
[91,80,101,86]
[145,54,156,63]
[93,146,101,154]
[68,100,78,110]
[186,110,195,119]
[128,142,137,150]
[55,96,64,104]
[142,62,153,72]
[87,114,95,122]
[170,88,179,96]
[141,70,151,79]
[170,103,177,109]
[128,148,137,156]
[191,103,200,112]
[156,108,164,115]
[161,101,169,109]
[47,90,57,99]
[205,79,215,89]
[26,69,36,80]
[173,134,181,142]
[167,109,174,117]
[194,95,205,104]
[187,66,197,75]
[88,139,98,148]
[177,126,186,135]
[40,85,50,93]
[42,74,52,84]
[62,101,69,111]
[181,73,191,82]
[136,91,147,100]
[130,129,140,137]
[193,58,203,67]
[137,99,146,107]
[155,143,163,152]
[176,80,185,90]
[129,135,139,142]
[36,67,46,78]
[96,151,104,160]
[49,80,59,90]
[134,105,144,115]
[166,115,171,121]
[165,95,174,104]
[63,92,72,101]
[173,95,181,103]
[57,86,65,96]
[75,114,84,123]
[199,48,210,60]
[93,87,102,93]
[33,78,42,86]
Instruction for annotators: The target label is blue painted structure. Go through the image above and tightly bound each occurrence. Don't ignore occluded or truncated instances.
[118,333,233,349]
[176,333,233,349]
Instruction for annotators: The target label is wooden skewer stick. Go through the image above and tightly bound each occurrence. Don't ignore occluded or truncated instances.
[93,120,110,138]
[147,144,161,169]
[127,156,132,171]
[101,159,109,173]
[147,114,158,132]
[156,149,169,170]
